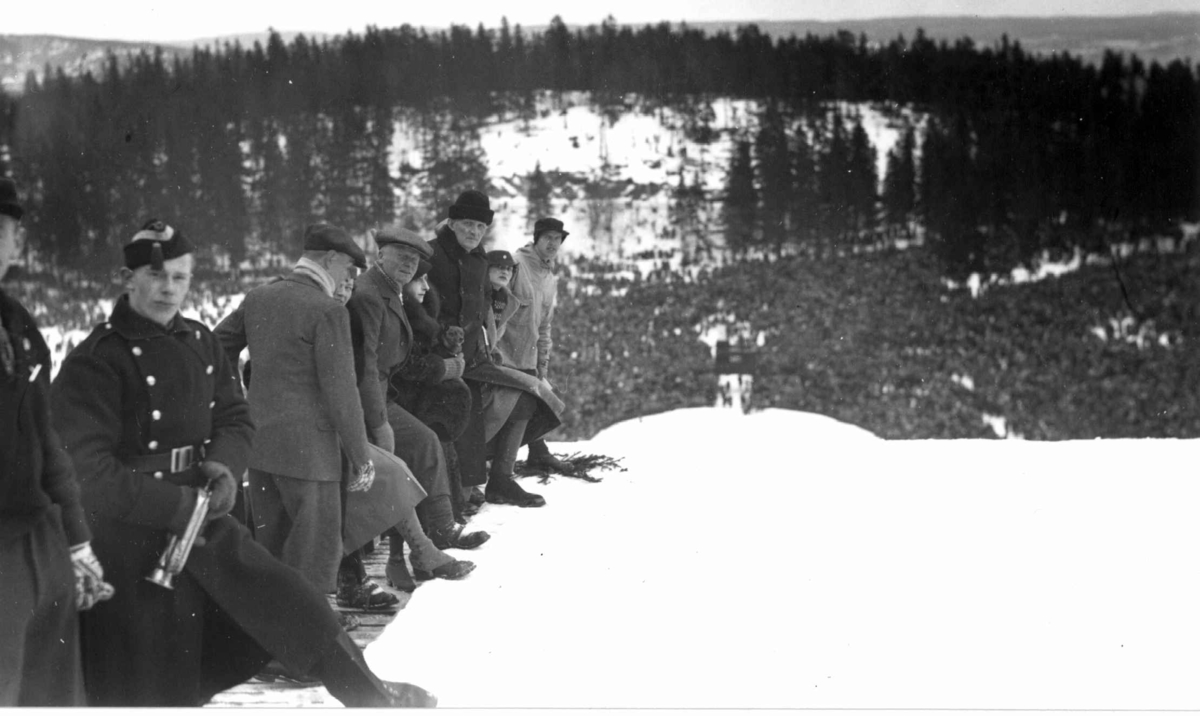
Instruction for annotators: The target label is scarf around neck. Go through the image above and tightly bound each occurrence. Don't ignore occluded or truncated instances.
[294,256,337,297]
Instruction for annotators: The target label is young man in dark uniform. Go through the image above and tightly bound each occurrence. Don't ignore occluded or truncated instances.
[0,177,113,706]
[51,219,435,707]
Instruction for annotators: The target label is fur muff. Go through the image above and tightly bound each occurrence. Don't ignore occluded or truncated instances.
[391,285,472,441]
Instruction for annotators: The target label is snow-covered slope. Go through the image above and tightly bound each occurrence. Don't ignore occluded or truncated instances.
[365,406,1200,709]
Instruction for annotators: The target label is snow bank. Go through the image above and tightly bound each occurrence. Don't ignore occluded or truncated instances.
[365,406,1200,708]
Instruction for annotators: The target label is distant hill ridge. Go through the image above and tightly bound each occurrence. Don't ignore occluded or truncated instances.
[3,14,1196,92]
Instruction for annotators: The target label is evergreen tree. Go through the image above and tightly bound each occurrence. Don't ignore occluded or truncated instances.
[526,161,554,228]
[722,138,757,256]
[882,125,916,236]
[754,101,793,256]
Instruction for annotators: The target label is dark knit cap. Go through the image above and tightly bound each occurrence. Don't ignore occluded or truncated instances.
[375,223,433,258]
[124,219,195,270]
[447,190,494,226]
[486,249,516,268]
[0,178,22,221]
[304,223,367,269]
[533,217,569,241]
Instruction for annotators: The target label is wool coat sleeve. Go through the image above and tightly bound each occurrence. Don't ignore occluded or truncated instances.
[199,326,254,475]
[346,289,388,432]
[313,306,371,469]
[213,301,248,374]
[52,351,193,531]
[32,364,91,545]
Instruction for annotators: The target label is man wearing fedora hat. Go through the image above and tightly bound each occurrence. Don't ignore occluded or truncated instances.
[1,177,112,706]
[52,219,433,706]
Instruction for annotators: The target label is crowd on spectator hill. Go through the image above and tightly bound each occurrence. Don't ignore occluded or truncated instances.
[10,212,1200,445]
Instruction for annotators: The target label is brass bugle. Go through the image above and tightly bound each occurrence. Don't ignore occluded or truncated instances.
[146,485,212,589]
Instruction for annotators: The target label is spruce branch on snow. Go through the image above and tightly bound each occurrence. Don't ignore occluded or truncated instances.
[515,453,626,483]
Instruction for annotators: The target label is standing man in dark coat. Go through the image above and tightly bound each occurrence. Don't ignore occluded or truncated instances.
[427,190,547,507]
[346,225,487,587]
[0,177,112,706]
[51,219,434,707]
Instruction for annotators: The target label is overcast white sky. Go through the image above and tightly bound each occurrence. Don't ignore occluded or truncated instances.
[6,0,1195,43]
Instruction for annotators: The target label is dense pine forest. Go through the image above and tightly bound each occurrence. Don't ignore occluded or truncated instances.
[1,17,1196,277]
[3,18,1199,440]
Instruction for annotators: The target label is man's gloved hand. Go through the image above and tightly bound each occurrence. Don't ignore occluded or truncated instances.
[348,459,375,493]
[70,542,115,611]
[199,460,237,520]
[442,354,466,380]
[370,422,396,453]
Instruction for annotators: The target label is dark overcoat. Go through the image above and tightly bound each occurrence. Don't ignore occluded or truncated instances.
[51,296,342,706]
[346,264,414,431]
[0,287,88,705]
[426,228,562,485]
[426,223,491,367]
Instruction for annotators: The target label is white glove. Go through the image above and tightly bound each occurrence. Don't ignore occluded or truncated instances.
[70,542,115,611]
[348,460,376,493]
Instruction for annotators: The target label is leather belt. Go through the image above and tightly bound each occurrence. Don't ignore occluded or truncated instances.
[126,445,203,479]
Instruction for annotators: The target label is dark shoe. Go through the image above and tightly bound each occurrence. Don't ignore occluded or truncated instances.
[429,523,490,550]
[380,680,438,708]
[461,500,481,517]
[337,578,402,611]
[486,477,546,508]
[386,559,416,592]
[468,487,486,506]
[255,659,321,687]
[528,452,572,474]
[413,559,476,582]
[338,612,362,632]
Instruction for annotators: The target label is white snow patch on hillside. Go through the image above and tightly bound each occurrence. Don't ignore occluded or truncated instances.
[365,406,1200,709]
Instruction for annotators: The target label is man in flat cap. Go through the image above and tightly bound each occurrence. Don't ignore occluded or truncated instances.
[345,224,488,590]
[1,177,111,706]
[52,219,433,706]
[214,223,377,599]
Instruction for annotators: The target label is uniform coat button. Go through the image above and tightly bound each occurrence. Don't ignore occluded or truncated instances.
[152,410,162,420]
[132,346,143,356]
[153,471,164,479]
[206,365,214,375]
[146,375,156,386]
[148,440,159,450]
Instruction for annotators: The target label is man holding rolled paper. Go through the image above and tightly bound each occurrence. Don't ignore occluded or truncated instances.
[51,220,435,708]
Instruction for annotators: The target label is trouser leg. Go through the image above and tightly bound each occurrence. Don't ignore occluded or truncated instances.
[489,392,538,481]
[248,470,342,594]
[389,404,456,532]
[196,596,272,704]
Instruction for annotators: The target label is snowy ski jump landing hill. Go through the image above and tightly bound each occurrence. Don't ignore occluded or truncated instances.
[363,407,1200,709]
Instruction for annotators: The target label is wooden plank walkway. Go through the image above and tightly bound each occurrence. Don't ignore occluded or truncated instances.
[206,538,404,707]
